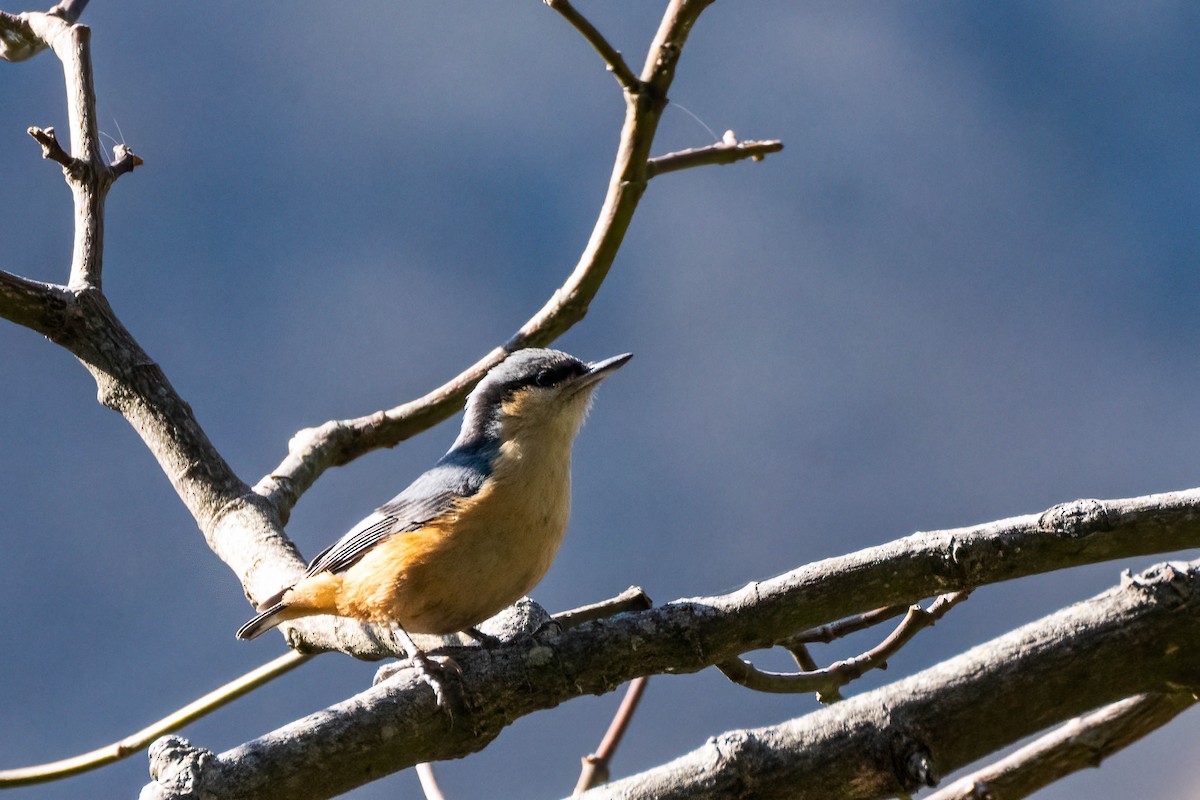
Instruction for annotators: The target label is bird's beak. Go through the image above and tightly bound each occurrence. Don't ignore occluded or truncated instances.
[573,352,633,391]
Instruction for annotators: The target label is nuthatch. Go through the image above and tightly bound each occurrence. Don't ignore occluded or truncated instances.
[237,348,631,690]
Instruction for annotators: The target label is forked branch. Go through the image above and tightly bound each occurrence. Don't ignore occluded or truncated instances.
[716,592,970,700]
[546,0,640,91]
[252,0,778,534]
[143,558,1200,800]
[1,0,778,667]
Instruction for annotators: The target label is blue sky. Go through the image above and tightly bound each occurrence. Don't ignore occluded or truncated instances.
[2,2,1199,798]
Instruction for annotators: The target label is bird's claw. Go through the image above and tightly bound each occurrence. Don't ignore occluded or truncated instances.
[411,651,453,705]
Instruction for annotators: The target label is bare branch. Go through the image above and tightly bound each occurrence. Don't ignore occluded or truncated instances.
[254,0,733,524]
[1,0,755,664]
[14,15,142,292]
[554,586,654,629]
[646,134,784,179]
[142,558,1200,800]
[576,562,1200,800]
[22,12,106,289]
[0,11,44,61]
[48,0,89,24]
[25,13,99,163]
[0,650,310,788]
[224,483,1200,674]
[0,269,69,336]
[545,0,641,92]
[925,692,1198,800]
[27,124,71,166]
[717,592,970,696]
[2,9,318,656]
[787,603,909,646]
[573,677,650,795]
[416,763,448,800]
[110,143,144,176]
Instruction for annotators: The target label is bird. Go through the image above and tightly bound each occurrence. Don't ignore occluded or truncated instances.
[236,347,631,695]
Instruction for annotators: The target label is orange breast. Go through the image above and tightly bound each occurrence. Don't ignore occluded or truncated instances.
[334,430,575,634]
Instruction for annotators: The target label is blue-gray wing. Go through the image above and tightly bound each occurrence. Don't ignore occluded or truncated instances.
[303,447,494,577]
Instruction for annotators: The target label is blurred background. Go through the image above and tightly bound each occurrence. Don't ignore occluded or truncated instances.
[2,2,1199,798]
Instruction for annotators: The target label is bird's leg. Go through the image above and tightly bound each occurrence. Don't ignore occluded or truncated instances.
[465,626,503,648]
[390,623,459,710]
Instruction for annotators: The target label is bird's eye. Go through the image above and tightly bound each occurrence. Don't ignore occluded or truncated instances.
[534,369,553,387]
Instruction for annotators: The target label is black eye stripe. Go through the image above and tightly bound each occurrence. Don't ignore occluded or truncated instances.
[528,362,585,389]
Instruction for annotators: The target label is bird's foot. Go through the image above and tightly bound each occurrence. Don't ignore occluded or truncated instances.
[374,651,463,713]
[383,623,465,714]
[407,650,462,711]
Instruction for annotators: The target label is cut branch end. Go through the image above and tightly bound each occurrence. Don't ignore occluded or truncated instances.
[27,125,72,167]
[647,136,784,179]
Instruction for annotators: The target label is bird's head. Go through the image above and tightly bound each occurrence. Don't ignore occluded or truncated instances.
[455,348,632,449]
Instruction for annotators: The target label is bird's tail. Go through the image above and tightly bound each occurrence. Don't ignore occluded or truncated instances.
[236,601,288,640]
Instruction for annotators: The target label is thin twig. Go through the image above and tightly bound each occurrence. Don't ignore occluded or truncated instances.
[545,0,641,92]
[0,650,311,788]
[415,762,448,800]
[925,692,1198,800]
[786,603,910,646]
[49,0,90,24]
[27,125,72,166]
[782,642,842,703]
[717,591,971,697]
[554,586,654,630]
[787,641,820,672]
[573,677,650,795]
[646,134,784,178]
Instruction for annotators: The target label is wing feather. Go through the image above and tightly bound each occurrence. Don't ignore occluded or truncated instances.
[302,445,495,577]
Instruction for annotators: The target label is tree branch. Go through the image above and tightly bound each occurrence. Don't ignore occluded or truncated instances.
[554,586,654,629]
[27,123,71,165]
[23,12,110,289]
[415,762,448,800]
[252,0,731,527]
[3,7,368,654]
[573,677,650,795]
[545,0,641,92]
[925,692,1197,800]
[0,269,69,336]
[576,562,1200,800]
[276,484,1200,660]
[137,483,1200,798]
[141,556,1200,800]
[48,0,88,24]
[1,0,764,665]
[0,10,44,62]
[646,134,784,178]
[786,603,910,646]
[716,592,969,697]
[0,650,310,788]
